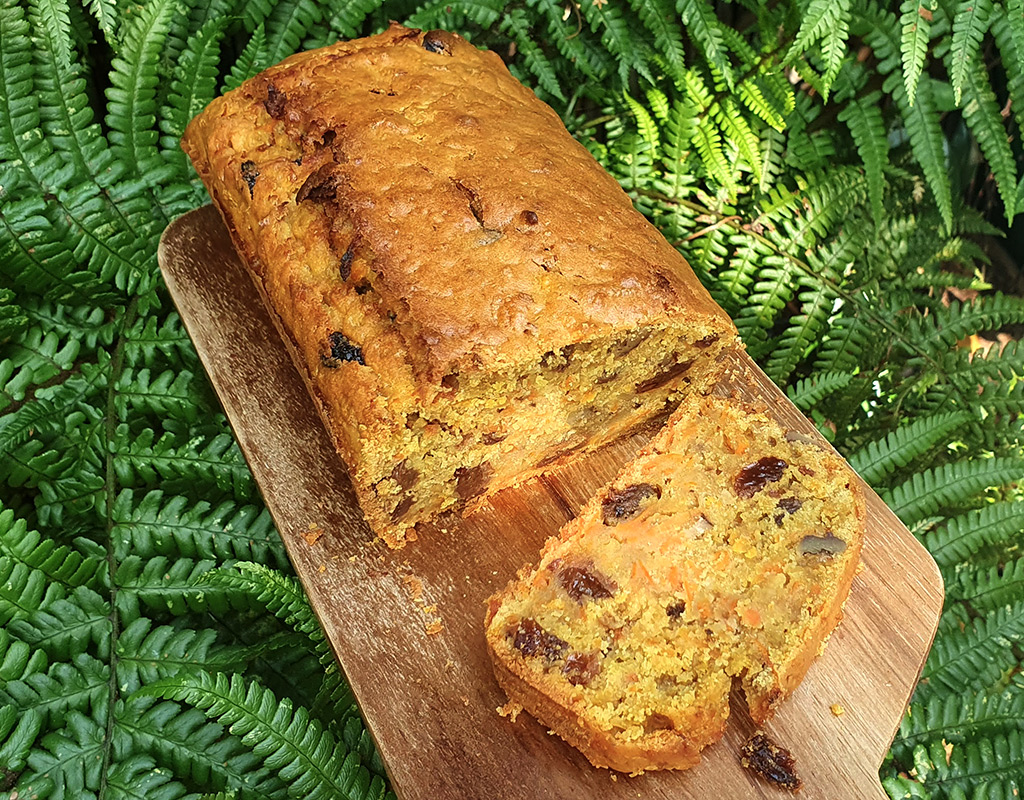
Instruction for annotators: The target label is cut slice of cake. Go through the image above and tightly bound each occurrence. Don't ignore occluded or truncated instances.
[485,392,865,772]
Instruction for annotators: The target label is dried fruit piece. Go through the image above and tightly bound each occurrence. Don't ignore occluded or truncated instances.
[601,483,661,525]
[558,563,616,603]
[562,652,600,686]
[643,713,675,733]
[454,462,493,501]
[665,600,687,619]
[339,246,354,280]
[798,532,847,559]
[297,164,340,203]
[264,83,287,118]
[390,460,418,491]
[522,210,539,225]
[240,160,259,197]
[635,359,694,393]
[323,332,364,366]
[775,496,803,526]
[511,618,567,660]
[694,333,720,348]
[734,457,788,499]
[422,29,455,55]
[390,494,414,521]
[741,732,802,792]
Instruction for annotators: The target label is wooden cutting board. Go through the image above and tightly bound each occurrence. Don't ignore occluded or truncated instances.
[158,205,944,800]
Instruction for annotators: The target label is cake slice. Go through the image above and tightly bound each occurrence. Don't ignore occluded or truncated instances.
[485,392,865,772]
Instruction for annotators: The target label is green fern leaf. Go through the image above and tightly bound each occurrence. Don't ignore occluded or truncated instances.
[677,0,733,88]
[501,9,565,101]
[85,0,118,42]
[579,0,654,85]
[848,411,971,486]
[627,0,687,84]
[139,671,393,800]
[118,695,289,800]
[16,708,104,798]
[115,556,221,617]
[8,585,111,660]
[785,371,853,411]
[105,0,178,190]
[786,0,851,74]
[896,76,953,229]
[925,502,1024,568]
[954,557,1024,612]
[949,0,993,105]
[883,456,1024,526]
[920,602,1024,699]
[958,67,1018,220]
[623,93,660,160]
[106,755,192,800]
[265,0,323,67]
[0,702,43,774]
[900,0,932,103]
[895,685,1024,759]
[224,24,268,92]
[2,653,108,730]
[837,92,889,223]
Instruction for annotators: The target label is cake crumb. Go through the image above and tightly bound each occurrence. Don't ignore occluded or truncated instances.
[830,703,845,717]
[304,524,324,546]
[497,700,523,722]
[401,574,424,601]
[318,563,326,573]
[425,618,444,635]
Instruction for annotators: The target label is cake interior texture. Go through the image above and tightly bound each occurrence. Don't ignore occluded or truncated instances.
[485,393,865,772]
[181,24,737,545]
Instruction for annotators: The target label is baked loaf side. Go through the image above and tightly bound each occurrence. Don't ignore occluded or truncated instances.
[485,393,865,772]
[182,24,738,545]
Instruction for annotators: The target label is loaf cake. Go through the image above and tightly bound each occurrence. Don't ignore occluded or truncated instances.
[180,25,737,546]
[485,392,865,772]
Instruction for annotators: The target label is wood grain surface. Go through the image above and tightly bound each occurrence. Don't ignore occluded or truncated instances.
[158,205,944,800]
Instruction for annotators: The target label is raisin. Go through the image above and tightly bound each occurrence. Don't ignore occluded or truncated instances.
[734,457,788,499]
[601,483,661,525]
[694,333,720,348]
[741,732,802,792]
[482,431,506,445]
[264,83,287,119]
[355,281,372,295]
[390,494,414,522]
[798,532,847,559]
[522,210,539,225]
[422,29,455,55]
[297,164,340,203]
[666,600,687,619]
[635,359,694,393]
[390,460,418,491]
[339,247,354,280]
[511,618,567,660]
[441,373,460,392]
[323,332,364,366]
[612,331,650,357]
[558,563,616,603]
[454,462,493,501]
[643,713,675,733]
[774,496,803,526]
[240,161,259,197]
[562,652,600,686]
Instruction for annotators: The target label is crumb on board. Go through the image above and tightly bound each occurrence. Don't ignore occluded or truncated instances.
[497,700,523,722]
[318,563,326,573]
[425,618,444,635]
[304,523,325,546]
[830,703,845,717]
[401,574,424,601]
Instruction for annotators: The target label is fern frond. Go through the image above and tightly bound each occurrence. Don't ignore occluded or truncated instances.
[848,411,971,486]
[0,702,42,773]
[954,557,1024,612]
[949,0,993,105]
[884,456,1024,526]
[895,685,1024,759]
[113,368,197,423]
[578,0,653,85]
[677,0,733,88]
[7,585,111,660]
[958,67,1018,221]
[627,0,687,85]
[139,672,393,800]
[785,371,853,411]
[85,0,118,42]
[2,652,108,729]
[920,601,1024,699]
[264,0,323,67]
[837,92,889,223]
[115,556,221,617]
[906,727,1024,796]
[105,0,178,193]
[623,93,660,160]
[110,490,285,566]
[117,695,289,800]
[500,9,565,101]
[105,755,192,800]
[925,502,1024,568]
[900,0,932,103]
[224,24,268,93]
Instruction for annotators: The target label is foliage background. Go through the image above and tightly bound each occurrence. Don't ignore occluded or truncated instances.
[1,0,1024,797]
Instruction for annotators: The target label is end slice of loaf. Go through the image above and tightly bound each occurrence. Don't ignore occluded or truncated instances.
[485,392,865,772]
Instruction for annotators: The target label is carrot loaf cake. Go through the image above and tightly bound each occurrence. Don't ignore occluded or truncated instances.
[485,393,865,772]
[181,24,738,546]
